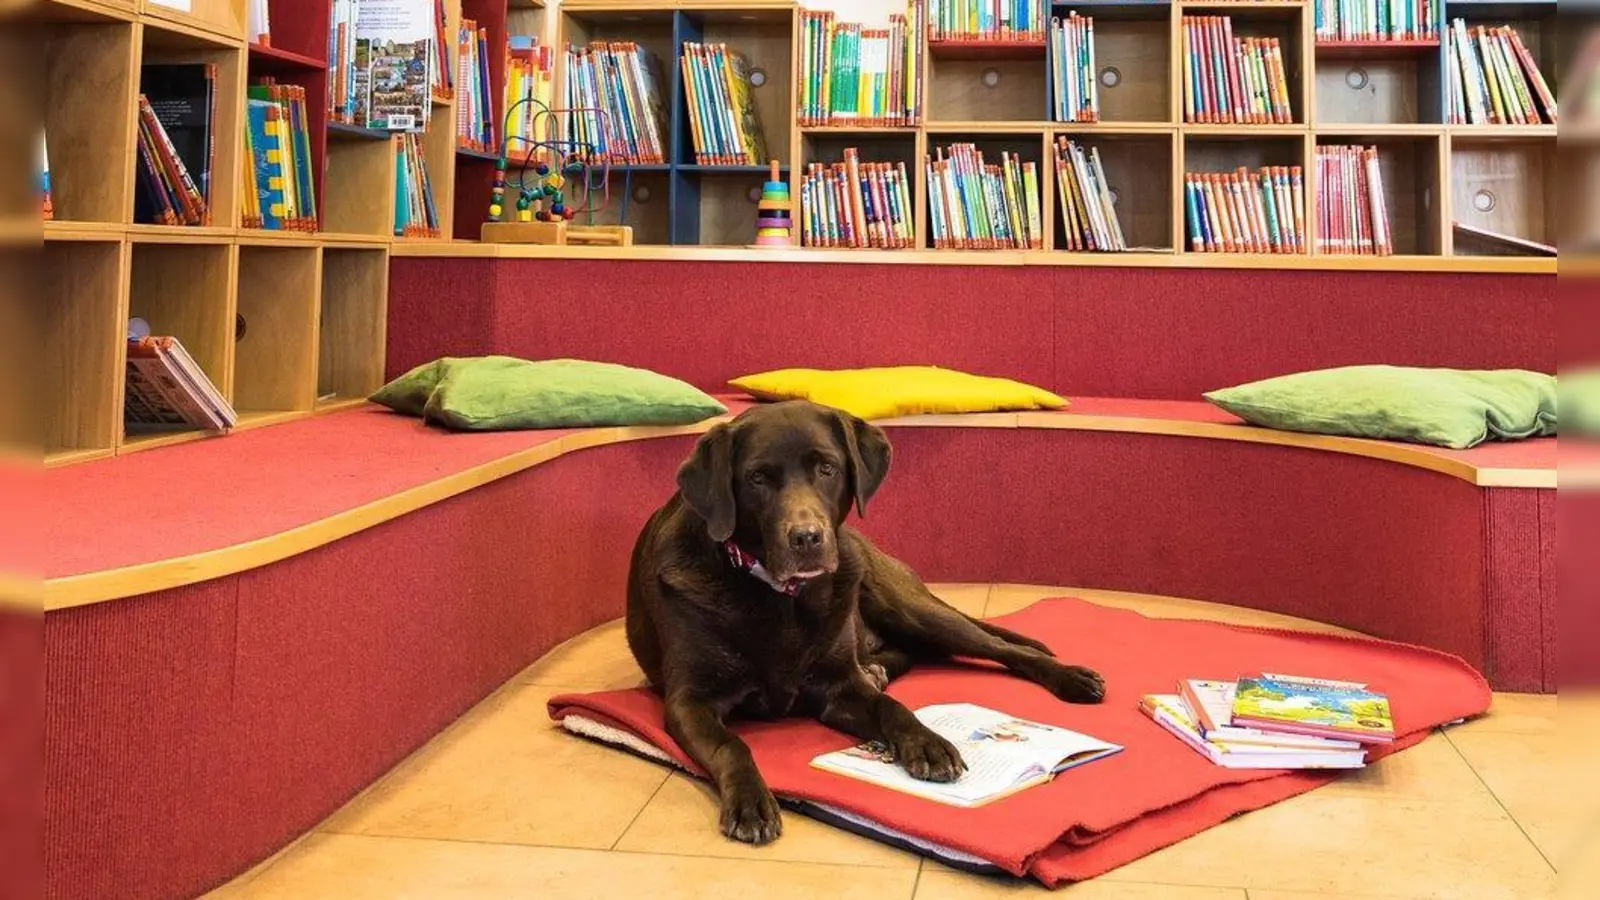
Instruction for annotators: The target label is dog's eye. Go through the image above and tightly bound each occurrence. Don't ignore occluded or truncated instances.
[817,462,838,477]
[747,471,769,486]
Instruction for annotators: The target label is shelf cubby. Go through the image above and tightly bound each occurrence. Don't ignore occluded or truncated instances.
[930,43,1050,123]
[925,131,1050,248]
[1448,133,1554,254]
[141,0,246,43]
[672,167,789,247]
[317,247,388,409]
[674,7,793,167]
[124,238,237,449]
[1053,129,1178,250]
[1051,0,1173,124]
[43,238,126,464]
[41,12,139,228]
[1440,1,1557,129]
[136,19,246,230]
[1179,3,1309,126]
[1315,42,1443,125]
[233,244,319,424]
[323,130,399,238]
[1315,132,1444,255]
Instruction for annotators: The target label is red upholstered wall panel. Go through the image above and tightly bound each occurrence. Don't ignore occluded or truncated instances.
[1,611,42,900]
[385,258,496,380]
[387,259,1554,399]
[1481,490,1546,692]
[1538,490,1555,693]
[44,581,239,900]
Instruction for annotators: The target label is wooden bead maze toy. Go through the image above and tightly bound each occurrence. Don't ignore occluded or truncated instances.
[479,99,634,247]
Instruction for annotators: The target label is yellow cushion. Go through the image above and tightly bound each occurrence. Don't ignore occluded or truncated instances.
[729,366,1069,421]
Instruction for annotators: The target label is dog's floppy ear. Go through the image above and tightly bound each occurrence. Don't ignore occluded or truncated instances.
[677,422,737,542]
[833,411,891,517]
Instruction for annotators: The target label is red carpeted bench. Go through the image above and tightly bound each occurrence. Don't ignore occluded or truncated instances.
[41,399,1555,900]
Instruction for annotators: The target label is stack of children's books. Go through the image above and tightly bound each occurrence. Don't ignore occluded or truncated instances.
[1140,673,1394,769]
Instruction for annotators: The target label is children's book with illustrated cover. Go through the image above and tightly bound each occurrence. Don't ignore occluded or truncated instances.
[356,0,433,132]
[811,703,1121,808]
[1230,673,1394,744]
[1141,694,1367,769]
[1178,679,1362,751]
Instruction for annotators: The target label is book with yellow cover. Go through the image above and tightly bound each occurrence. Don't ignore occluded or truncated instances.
[811,703,1121,808]
[1231,674,1394,745]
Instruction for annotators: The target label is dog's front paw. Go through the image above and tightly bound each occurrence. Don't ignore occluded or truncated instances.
[891,729,967,783]
[862,662,890,691]
[719,777,783,845]
[1047,663,1106,704]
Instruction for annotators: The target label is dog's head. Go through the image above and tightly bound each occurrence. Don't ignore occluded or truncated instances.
[676,400,891,581]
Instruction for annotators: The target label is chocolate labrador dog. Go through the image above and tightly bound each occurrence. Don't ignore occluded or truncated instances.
[625,400,1105,844]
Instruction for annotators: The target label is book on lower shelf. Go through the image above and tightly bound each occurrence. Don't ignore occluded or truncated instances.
[1181,17,1294,125]
[1184,166,1306,254]
[811,703,1122,808]
[243,79,319,232]
[135,64,217,227]
[1315,144,1391,256]
[395,133,442,237]
[926,142,1042,250]
[681,42,768,166]
[562,41,668,165]
[801,151,915,249]
[798,3,925,127]
[457,19,494,153]
[930,0,1045,43]
[125,336,237,434]
[1054,138,1129,252]
[1446,20,1556,125]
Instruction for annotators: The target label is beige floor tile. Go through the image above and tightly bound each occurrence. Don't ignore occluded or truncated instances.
[930,583,992,617]
[1446,692,1555,736]
[1319,732,1491,802]
[985,585,1357,636]
[518,619,647,690]
[320,682,669,849]
[1099,791,1554,899]
[916,870,1244,899]
[226,833,919,900]
[1447,729,1577,866]
[614,772,920,868]
[1247,892,1441,900]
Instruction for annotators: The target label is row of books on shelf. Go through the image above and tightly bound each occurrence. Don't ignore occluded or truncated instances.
[800,153,916,249]
[683,42,769,166]
[930,0,1046,43]
[1051,14,1100,124]
[505,37,555,161]
[1183,17,1295,125]
[799,3,925,127]
[125,332,238,435]
[1315,144,1391,256]
[458,19,496,153]
[1313,0,1437,43]
[1186,166,1307,255]
[136,65,217,228]
[1446,21,1556,125]
[243,80,318,232]
[927,143,1044,250]
[1141,674,1394,770]
[563,41,669,165]
[1055,137,1129,252]
[395,134,442,238]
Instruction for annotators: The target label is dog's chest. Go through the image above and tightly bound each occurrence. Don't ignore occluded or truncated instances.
[725,595,838,719]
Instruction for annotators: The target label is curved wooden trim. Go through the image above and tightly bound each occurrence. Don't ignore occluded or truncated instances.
[42,413,1552,612]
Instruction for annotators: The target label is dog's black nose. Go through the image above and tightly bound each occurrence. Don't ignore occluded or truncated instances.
[788,525,824,551]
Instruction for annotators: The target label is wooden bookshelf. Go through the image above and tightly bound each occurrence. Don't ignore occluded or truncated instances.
[36,0,401,466]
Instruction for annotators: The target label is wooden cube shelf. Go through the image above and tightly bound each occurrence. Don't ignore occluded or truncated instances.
[1054,129,1178,251]
[1317,131,1443,255]
[136,19,245,230]
[1052,1,1173,124]
[43,239,127,464]
[140,0,246,44]
[43,15,139,228]
[234,244,319,424]
[317,247,388,409]
[1449,134,1555,255]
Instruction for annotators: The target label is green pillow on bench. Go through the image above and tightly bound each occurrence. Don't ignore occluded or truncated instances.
[371,356,727,431]
[1203,365,1557,450]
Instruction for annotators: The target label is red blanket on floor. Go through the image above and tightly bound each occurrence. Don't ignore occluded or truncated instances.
[546,598,1490,886]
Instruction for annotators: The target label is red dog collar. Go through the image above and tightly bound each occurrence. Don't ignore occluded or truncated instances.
[723,540,810,596]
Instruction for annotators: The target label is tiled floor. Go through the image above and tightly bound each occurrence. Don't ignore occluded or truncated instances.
[206,585,1563,900]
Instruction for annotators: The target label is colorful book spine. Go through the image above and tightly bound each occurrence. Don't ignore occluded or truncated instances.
[925,143,1041,250]
[1182,16,1294,125]
[394,133,441,237]
[505,36,554,164]
[1053,137,1128,252]
[563,41,667,165]
[1049,14,1098,123]
[39,131,51,221]
[432,0,453,101]
[682,42,769,166]
[798,2,924,127]
[1316,145,1392,256]
[1446,21,1556,125]
[930,0,1046,42]
[243,80,318,232]
[457,20,495,152]
[800,151,914,249]
[1185,166,1306,254]
[1315,0,1437,42]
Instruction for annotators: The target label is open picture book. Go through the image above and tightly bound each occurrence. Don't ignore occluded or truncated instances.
[810,703,1123,808]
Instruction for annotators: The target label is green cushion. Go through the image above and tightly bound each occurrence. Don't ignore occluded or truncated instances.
[1203,365,1557,450]
[371,356,727,430]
